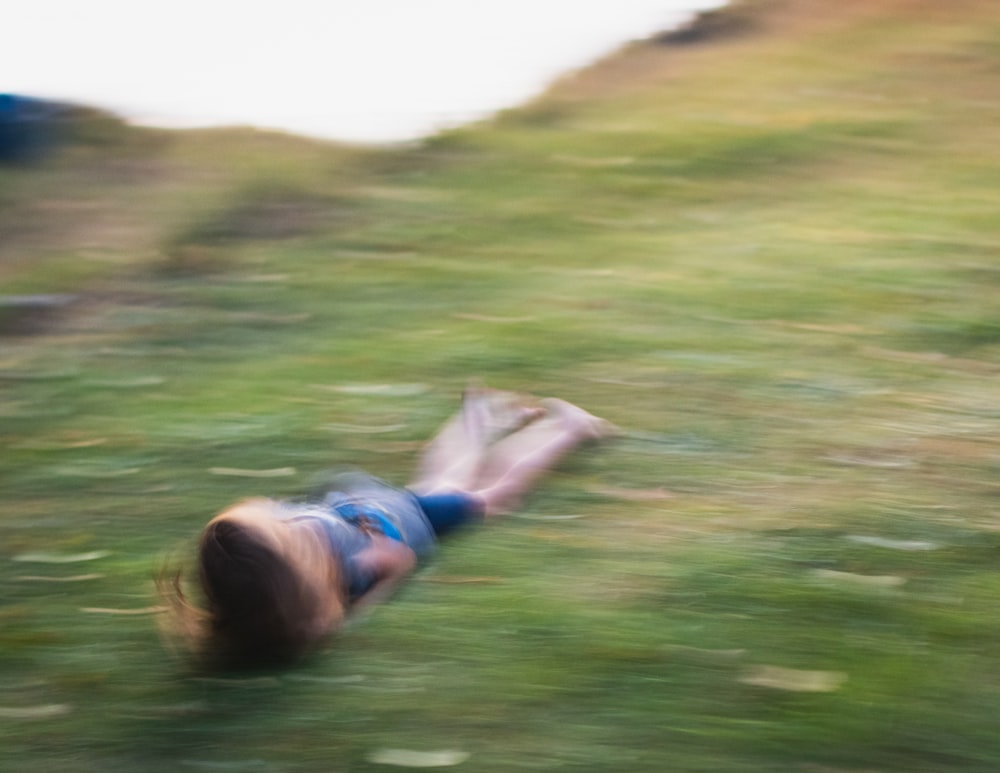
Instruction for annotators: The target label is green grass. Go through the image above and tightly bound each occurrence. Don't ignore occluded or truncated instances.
[4,0,1000,769]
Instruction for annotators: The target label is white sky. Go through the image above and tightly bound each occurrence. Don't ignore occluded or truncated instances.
[5,1,725,143]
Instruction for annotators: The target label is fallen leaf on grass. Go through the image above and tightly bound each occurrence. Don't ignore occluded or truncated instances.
[347,440,423,454]
[240,273,289,282]
[367,749,470,768]
[52,465,142,478]
[588,485,675,501]
[846,535,938,551]
[226,312,311,324]
[769,320,871,335]
[323,422,407,434]
[740,665,846,692]
[12,437,108,450]
[514,513,586,521]
[552,153,635,167]
[193,676,281,688]
[0,704,72,719]
[13,550,109,564]
[452,313,536,323]
[85,376,165,388]
[284,673,365,685]
[334,249,418,260]
[811,569,906,588]
[81,606,167,615]
[16,573,104,582]
[209,467,297,478]
[419,575,504,584]
[320,383,428,397]
[358,684,427,695]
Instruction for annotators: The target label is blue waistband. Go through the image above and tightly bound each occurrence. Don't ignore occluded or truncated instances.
[331,501,404,543]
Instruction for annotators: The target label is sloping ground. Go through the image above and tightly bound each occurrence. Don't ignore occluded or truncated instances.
[3,1,1000,770]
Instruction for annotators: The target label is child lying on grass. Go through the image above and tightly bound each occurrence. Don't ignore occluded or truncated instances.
[161,386,612,669]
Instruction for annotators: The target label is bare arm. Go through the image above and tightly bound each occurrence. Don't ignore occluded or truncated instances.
[349,535,418,611]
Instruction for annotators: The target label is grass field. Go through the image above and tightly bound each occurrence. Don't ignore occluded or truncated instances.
[4,0,1000,769]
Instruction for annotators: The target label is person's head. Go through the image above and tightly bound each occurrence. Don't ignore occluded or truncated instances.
[163,498,344,670]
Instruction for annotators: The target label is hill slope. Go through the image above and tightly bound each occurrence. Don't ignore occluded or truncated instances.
[3,1,1000,770]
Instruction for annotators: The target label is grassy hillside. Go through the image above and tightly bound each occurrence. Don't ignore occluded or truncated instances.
[4,0,1000,769]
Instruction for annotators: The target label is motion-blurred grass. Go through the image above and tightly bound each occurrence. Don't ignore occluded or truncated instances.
[4,0,1000,769]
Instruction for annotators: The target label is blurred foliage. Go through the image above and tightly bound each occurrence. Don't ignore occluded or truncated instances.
[4,0,1000,770]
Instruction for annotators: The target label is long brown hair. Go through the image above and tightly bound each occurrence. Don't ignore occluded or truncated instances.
[159,498,345,670]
